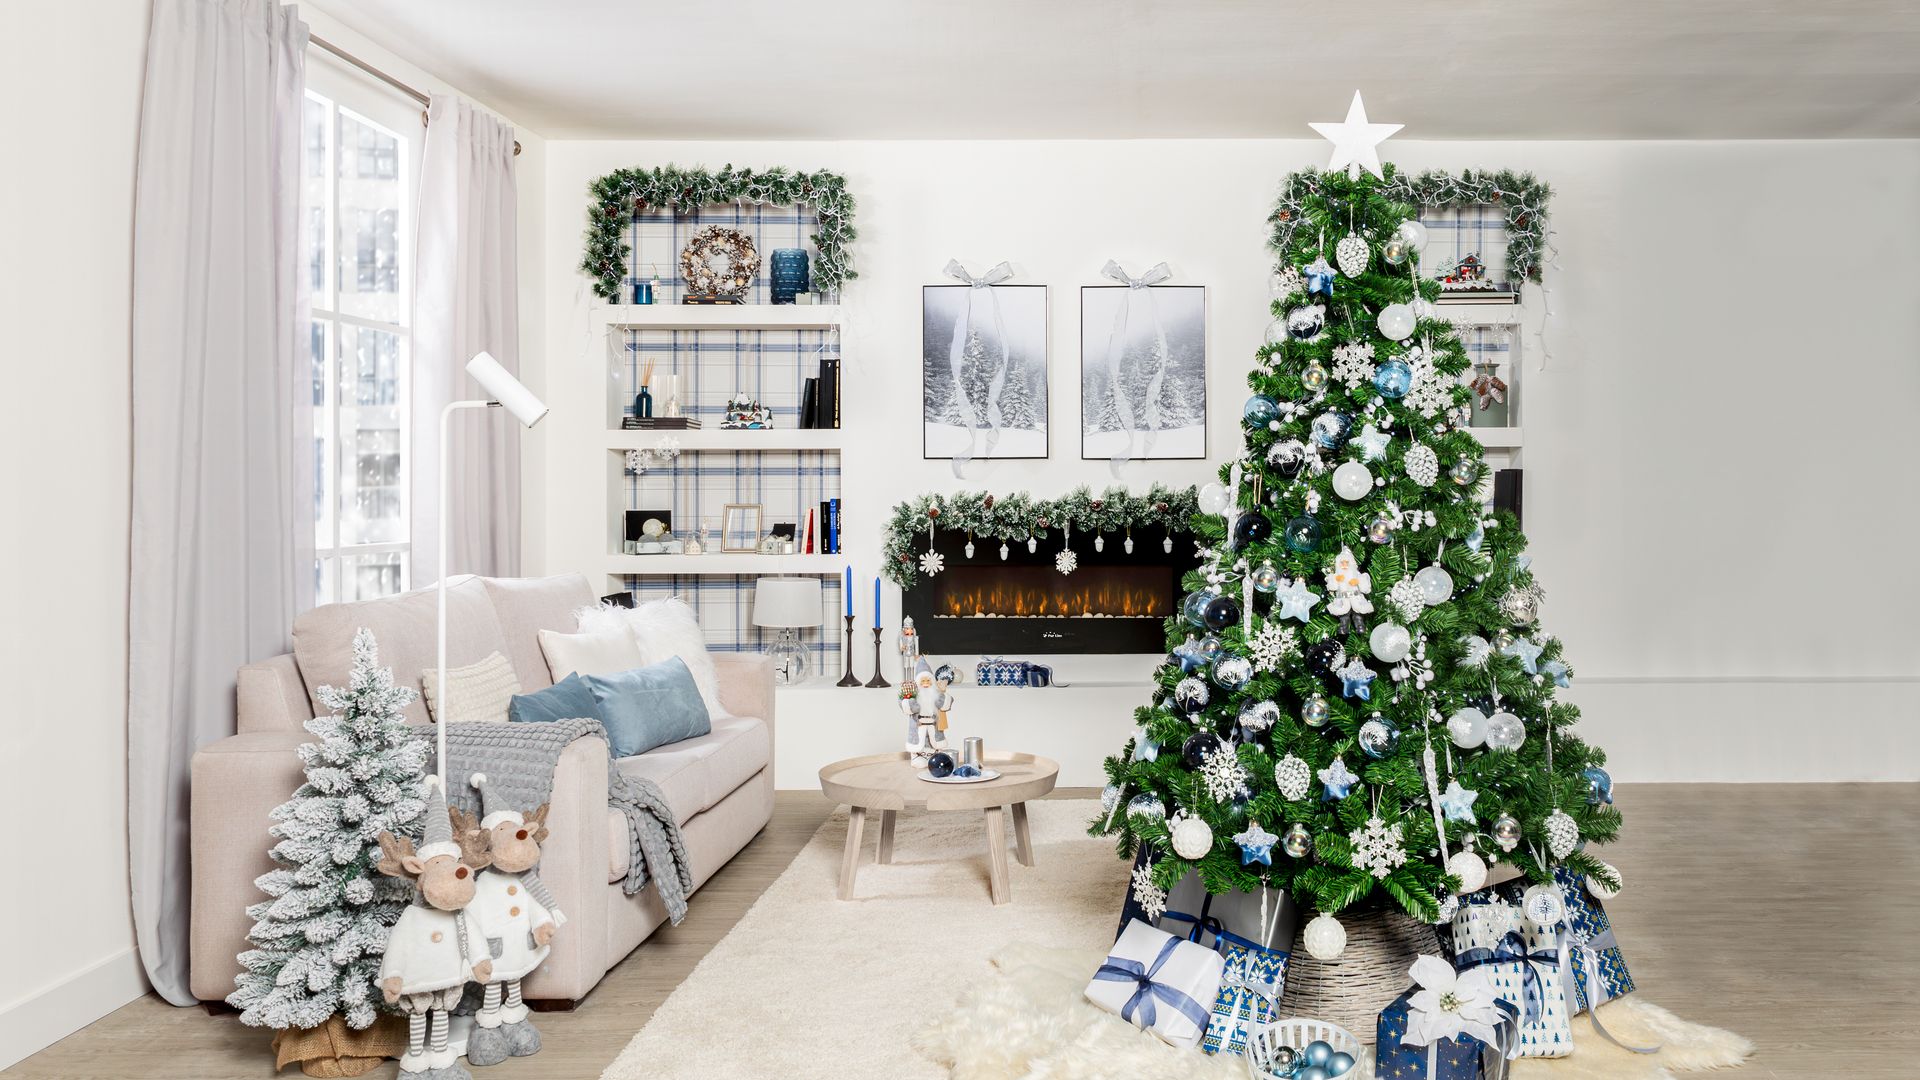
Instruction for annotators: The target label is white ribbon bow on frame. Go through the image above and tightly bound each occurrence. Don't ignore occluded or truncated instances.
[1100,260,1173,476]
[942,259,1015,477]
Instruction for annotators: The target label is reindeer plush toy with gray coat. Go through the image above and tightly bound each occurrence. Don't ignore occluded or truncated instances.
[456,772,564,1066]
[376,776,493,1080]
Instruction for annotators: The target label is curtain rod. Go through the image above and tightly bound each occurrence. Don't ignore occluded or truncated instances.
[309,33,522,156]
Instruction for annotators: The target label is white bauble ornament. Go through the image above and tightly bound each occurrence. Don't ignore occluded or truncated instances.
[1447,707,1488,749]
[1368,622,1412,663]
[1447,849,1489,894]
[1303,913,1347,960]
[1522,883,1567,927]
[1485,711,1526,752]
[1169,813,1215,860]
[1274,754,1312,801]
[1331,461,1373,500]
[1395,220,1430,255]
[1198,482,1230,516]
[1404,443,1440,487]
[1544,809,1580,859]
[1414,565,1454,605]
[1377,304,1417,342]
[1587,861,1623,900]
[1335,231,1369,277]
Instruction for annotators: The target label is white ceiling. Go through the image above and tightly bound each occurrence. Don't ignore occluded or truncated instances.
[318,0,1920,140]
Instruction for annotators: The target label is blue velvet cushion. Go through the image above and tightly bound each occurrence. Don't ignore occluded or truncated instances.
[584,657,712,758]
[508,672,603,725]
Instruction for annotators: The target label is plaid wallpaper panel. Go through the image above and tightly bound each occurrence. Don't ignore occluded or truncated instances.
[1419,204,1512,289]
[616,574,845,666]
[623,449,842,538]
[622,203,822,305]
[620,328,839,429]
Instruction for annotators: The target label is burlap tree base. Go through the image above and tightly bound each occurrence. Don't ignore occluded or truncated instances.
[272,1014,406,1077]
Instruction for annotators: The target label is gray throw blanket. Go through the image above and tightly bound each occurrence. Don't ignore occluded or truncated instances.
[434,718,695,925]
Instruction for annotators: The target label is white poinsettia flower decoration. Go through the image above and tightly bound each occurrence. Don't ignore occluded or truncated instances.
[1403,955,1508,1049]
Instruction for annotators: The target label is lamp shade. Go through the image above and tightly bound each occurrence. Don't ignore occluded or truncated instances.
[467,350,547,428]
[752,577,822,628]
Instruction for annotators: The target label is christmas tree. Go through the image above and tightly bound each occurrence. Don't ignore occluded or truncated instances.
[1093,161,1619,938]
[230,628,430,1031]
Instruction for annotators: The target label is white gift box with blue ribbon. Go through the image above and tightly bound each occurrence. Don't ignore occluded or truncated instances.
[1086,918,1227,1048]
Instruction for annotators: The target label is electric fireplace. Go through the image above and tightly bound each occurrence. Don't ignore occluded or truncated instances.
[900,524,1197,654]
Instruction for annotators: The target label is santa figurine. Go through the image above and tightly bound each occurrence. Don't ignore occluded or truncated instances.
[899,656,955,760]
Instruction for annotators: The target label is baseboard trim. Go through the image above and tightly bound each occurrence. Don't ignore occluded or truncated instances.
[0,947,149,1071]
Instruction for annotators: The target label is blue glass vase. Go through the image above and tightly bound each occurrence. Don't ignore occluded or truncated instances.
[770,248,809,304]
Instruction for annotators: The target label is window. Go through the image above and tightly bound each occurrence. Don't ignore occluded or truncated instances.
[304,79,417,604]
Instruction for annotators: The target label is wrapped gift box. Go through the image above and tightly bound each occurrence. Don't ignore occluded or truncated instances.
[1156,878,1294,1057]
[1198,929,1288,1056]
[1086,919,1226,1048]
[1376,988,1517,1080]
[1554,865,1636,1014]
[976,657,1032,686]
[1446,888,1572,1058]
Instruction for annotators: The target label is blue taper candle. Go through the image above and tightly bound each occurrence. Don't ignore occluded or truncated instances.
[873,576,881,628]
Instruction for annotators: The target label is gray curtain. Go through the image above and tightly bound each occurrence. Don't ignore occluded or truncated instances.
[411,95,522,584]
[129,0,313,1005]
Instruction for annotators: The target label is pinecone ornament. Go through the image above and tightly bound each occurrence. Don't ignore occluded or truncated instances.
[1335,231,1369,277]
[1545,808,1580,859]
[1387,578,1426,622]
[1405,443,1440,487]
[1274,754,1312,801]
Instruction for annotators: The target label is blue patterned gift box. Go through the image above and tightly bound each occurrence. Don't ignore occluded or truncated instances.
[976,656,1032,686]
[1553,865,1636,1014]
[1376,989,1517,1080]
[1446,886,1572,1058]
[1161,908,1289,1057]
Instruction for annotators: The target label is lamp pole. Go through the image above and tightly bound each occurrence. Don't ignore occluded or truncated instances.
[436,399,497,788]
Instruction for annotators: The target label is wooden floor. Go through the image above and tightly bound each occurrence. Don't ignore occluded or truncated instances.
[10,784,1917,1079]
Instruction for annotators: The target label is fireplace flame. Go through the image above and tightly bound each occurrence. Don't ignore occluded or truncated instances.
[937,578,1167,619]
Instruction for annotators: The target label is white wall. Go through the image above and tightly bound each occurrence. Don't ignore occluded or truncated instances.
[535,138,1920,786]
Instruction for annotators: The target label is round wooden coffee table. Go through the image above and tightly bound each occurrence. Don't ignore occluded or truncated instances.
[818,751,1060,905]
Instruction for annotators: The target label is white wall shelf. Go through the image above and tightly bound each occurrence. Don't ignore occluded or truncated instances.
[606,553,846,576]
[592,304,846,332]
[1468,426,1523,449]
[608,428,844,452]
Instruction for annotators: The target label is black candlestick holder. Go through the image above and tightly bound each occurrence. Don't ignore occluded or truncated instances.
[864,628,891,688]
[836,615,861,686]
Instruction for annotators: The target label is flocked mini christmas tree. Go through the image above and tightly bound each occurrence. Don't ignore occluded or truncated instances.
[230,628,430,1031]
[1094,135,1619,947]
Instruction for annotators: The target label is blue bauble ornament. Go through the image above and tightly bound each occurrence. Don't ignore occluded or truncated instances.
[1232,512,1273,550]
[1310,411,1351,449]
[1296,1068,1330,1080]
[1184,589,1219,627]
[1282,515,1324,554]
[1182,731,1223,768]
[926,752,955,778]
[1203,594,1242,632]
[1372,358,1413,399]
[1303,1040,1334,1068]
[1584,766,1614,805]
[1358,716,1401,759]
[1326,1051,1356,1077]
[1243,394,1280,427]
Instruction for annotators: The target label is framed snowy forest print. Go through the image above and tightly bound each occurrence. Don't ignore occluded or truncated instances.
[922,284,1049,461]
[1080,284,1207,461]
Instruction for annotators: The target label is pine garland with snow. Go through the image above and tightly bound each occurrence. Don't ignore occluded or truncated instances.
[228,628,430,1032]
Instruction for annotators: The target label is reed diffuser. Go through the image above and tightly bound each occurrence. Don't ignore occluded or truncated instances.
[635,357,656,419]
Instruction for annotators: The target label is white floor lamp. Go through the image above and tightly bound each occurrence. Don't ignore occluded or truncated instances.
[436,351,547,785]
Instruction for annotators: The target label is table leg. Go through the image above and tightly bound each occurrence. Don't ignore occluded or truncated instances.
[877,809,897,865]
[1011,802,1034,867]
[838,806,867,900]
[983,805,1011,905]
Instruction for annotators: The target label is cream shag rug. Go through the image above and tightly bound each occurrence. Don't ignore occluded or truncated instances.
[602,800,1750,1080]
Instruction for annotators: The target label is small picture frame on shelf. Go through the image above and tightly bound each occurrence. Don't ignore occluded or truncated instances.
[721,504,764,552]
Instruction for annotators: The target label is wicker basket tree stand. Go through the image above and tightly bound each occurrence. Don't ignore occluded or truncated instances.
[1278,908,1440,1039]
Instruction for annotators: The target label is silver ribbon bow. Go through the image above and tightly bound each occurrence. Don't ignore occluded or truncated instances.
[942,259,1014,477]
[1099,260,1173,475]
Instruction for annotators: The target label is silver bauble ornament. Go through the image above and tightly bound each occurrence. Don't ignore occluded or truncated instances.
[1239,700,1282,733]
[1302,361,1330,392]
[1302,913,1347,960]
[1448,707,1489,749]
[1302,694,1331,728]
[1490,813,1522,852]
[1499,584,1541,625]
[1100,783,1124,815]
[1449,455,1480,487]
[1485,711,1526,752]
[1252,560,1281,593]
[1213,656,1254,692]
[1174,676,1210,710]
[1377,303,1416,342]
[1447,849,1489,893]
[1358,716,1401,759]
[1126,794,1166,821]
[1367,511,1396,544]
[1281,822,1313,858]
[1170,814,1214,859]
[1395,219,1430,255]
[1334,231,1369,277]
[1415,565,1454,605]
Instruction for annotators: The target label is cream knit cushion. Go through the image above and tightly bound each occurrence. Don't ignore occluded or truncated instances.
[420,650,521,724]
[538,626,646,682]
[575,598,727,719]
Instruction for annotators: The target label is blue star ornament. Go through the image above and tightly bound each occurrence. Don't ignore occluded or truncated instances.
[1502,635,1545,675]
[1319,756,1360,801]
[1131,726,1159,762]
[1542,659,1571,687]
[1438,779,1480,823]
[1305,256,1338,297]
[1274,578,1321,624]
[1235,822,1279,866]
[1355,423,1391,463]
[1337,657,1377,700]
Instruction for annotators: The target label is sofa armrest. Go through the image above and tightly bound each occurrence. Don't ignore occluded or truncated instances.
[520,735,612,1001]
[237,653,309,734]
[711,652,776,736]
[189,730,309,1002]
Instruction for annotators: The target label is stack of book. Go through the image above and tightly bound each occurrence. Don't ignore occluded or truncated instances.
[803,498,843,554]
[799,353,841,429]
[622,416,702,430]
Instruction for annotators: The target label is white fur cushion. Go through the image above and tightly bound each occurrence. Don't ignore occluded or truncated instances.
[420,650,521,725]
[575,598,728,718]
[538,627,645,683]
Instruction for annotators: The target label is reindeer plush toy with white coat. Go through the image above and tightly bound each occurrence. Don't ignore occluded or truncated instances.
[376,776,493,1080]
[457,773,564,1066]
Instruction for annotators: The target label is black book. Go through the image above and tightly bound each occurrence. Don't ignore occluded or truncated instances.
[818,355,840,430]
[800,378,820,429]
[1494,468,1523,526]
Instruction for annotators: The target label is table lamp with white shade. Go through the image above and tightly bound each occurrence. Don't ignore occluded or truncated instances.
[753,577,822,685]
[435,351,547,788]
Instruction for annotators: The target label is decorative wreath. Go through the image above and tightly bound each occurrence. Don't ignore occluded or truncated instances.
[680,226,760,299]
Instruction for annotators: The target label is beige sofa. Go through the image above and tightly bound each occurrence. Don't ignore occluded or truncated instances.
[188,572,775,1005]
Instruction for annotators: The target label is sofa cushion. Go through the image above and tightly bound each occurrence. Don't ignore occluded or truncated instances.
[576,598,728,719]
[293,576,508,725]
[538,627,644,682]
[585,657,712,758]
[612,713,770,826]
[482,573,596,692]
[508,672,602,725]
[421,650,520,724]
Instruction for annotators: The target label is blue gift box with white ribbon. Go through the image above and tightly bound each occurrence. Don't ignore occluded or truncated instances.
[1554,865,1636,1013]
[1376,988,1518,1080]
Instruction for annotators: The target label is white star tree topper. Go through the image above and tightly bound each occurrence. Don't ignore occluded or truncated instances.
[1309,91,1403,180]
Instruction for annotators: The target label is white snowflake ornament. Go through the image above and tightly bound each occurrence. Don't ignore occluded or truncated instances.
[1405,443,1440,487]
[918,550,946,577]
[1274,754,1312,801]
[1348,815,1409,879]
[1199,744,1250,804]
[1249,621,1299,671]
[1545,809,1581,859]
[1332,341,1377,387]
[1131,860,1169,921]
[1056,548,1078,575]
